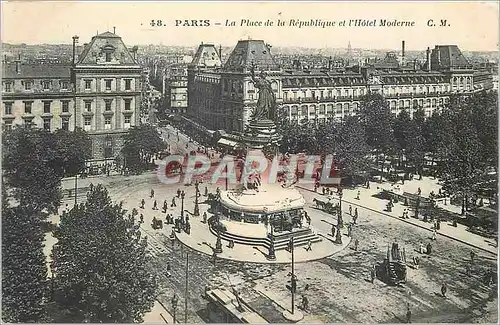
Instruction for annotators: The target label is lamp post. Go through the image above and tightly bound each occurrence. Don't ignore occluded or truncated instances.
[180,190,185,218]
[194,180,200,216]
[171,294,178,323]
[184,252,189,323]
[72,35,79,207]
[338,188,344,229]
[215,230,223,254]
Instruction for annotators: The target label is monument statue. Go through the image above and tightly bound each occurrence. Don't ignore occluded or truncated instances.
[250,63,276,121]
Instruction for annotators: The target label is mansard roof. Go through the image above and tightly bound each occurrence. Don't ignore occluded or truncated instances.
[190,43,222,68]
[2,63,70,79]
[76,31,138,66]
[429,45,472,70]
[224,40,279,72]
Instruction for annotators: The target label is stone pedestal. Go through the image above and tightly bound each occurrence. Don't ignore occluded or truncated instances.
[241,119,281,150]
[282,310,304,322]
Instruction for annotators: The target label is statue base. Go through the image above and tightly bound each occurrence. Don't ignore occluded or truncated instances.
[242,119,282,150]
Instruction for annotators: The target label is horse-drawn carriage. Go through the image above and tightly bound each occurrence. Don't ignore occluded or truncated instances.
[313,198,340,215]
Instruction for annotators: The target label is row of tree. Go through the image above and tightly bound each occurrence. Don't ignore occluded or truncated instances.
[277,91,498,206]
[2,127,157,322]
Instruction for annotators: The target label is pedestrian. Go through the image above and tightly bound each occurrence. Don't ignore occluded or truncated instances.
[153,200,158,210]
[354,208,358,223]
[349,205,352,216]
[354,238,359,251]
[306,239,312,251]
[470,250,476,264]
[177,189,181,198]
[331,225,336,238]
[204,186,208,196]
[150,189,155,198]
[406,303,412,323]
[171,197,176,207]
[417,187,421,196]
[301,295,309,311]
[413,256,420,269]
[140,198,145,209]
[356,190,360,200]
[203,211,207,223]
[441,283,447,298]
[228,239,234,249]
[140,214,144,223]
[370,265,376,283]
[431,228,437,241]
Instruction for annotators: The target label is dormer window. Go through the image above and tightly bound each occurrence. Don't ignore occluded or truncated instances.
[105,52,112,62]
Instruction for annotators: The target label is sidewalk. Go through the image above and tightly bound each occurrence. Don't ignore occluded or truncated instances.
[142,300,173,324]
[297,178,498,255]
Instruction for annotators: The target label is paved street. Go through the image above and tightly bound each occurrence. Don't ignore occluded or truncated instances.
[50,124,498,323]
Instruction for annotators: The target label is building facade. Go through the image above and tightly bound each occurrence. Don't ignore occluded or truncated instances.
[187,41,489,135]
[2,31,142,162]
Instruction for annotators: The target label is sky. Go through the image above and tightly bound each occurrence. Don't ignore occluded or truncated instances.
[1,1,499,51]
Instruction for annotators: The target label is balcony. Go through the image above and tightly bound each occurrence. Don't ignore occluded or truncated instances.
[282,95,360,104]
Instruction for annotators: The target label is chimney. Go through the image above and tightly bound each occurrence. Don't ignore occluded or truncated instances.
[113,26,116,34]
[219,45,222,60]
[413,59,417,71]
[3,54,6,64]
[426,47,431,71]
[15,60,21,74]
[401,40,405,58]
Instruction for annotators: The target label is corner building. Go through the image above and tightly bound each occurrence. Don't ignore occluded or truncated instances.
[2,31,142,163]
[187,40,487,137]
[72,32,142,161]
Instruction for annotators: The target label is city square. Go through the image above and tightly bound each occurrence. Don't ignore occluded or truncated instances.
[2,1,498,324]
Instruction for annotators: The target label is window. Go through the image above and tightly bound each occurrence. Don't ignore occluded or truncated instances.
[24,81,32,91]
[84,100,92,112]
[4,102,12,115]
[4,82,12,92]
[182,94,186,100]
[43,118,51,130]
[125,79,132,90]
[124,115,131,124]
[42,81,50,90]
[61,81,69,90]
[124,99,132,111]
[43,101,51,114]
[62,101,69,113]
[105,79,112,91]
[104,116,112,129]
[62,118,69,131]
[105,99,112,111]
[24,101,32,114]
[105,52,112,62]
[3,121,12,131]
[85,80,92,90]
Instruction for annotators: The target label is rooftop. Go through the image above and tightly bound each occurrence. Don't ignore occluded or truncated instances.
[2,62,70,79]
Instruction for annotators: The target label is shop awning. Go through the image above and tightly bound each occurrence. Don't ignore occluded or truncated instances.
[217,138,239,148]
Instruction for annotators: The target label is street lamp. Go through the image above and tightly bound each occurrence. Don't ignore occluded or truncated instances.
[215,230,223,254]
[171,293,178,323]
[180,190,185,218]
[194,180,200,216]
[338,188,344,229]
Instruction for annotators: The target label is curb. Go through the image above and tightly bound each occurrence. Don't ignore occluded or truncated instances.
[297,186,498,256]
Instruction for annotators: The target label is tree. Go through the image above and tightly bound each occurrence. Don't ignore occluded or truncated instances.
[51,184,157,323]
[2,127,63,214]
[2,192,48,322]
[357,93,395,174]
[335,116,371,182]
[54,128,92,176]
[435,96,490,214]
[122,125,166,173]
